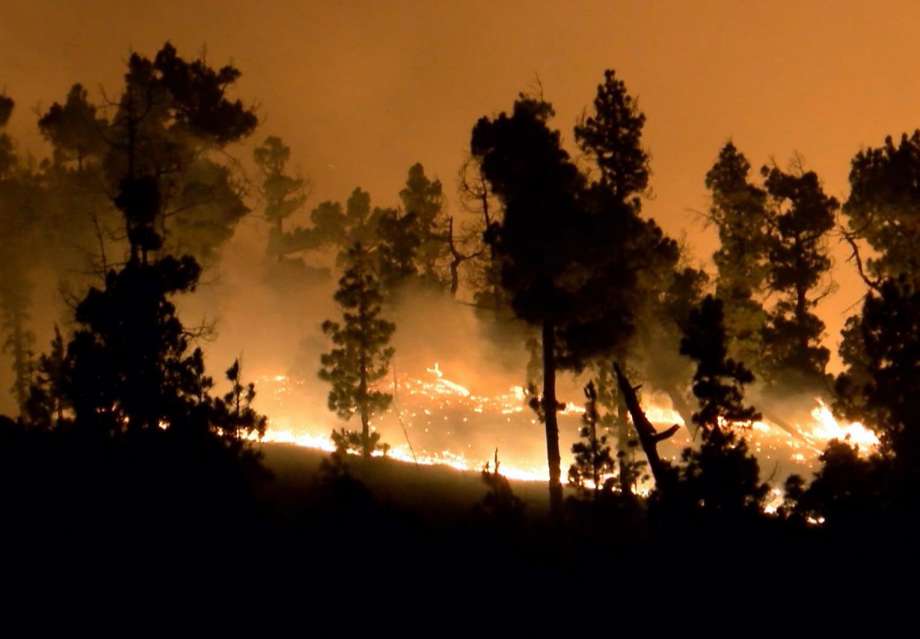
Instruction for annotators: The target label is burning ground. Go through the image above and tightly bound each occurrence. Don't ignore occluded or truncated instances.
[250,359,879,496]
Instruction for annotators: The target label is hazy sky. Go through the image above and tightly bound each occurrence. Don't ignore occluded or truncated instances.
[3,0,918,367]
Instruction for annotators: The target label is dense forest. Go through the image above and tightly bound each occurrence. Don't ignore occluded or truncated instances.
[1,41,917,592]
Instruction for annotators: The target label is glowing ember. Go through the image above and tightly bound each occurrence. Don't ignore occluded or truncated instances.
[425,362,471,397]
[644,405,683,425]
[763,488,785,514]
[251,363,882,506]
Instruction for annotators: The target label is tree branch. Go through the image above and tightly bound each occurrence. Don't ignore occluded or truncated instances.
[840,226,881,292]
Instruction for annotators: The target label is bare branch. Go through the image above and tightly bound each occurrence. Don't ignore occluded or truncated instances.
[840,225,881,292]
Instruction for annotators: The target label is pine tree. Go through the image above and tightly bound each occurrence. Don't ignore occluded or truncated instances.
[844,131,920,284]
[319,242,396,458]
[46,43,260,442]
[575,69,650,207]
[681,296,760,429]
[835,277,919,474]
[253,135,308,261]
[25,325,67,428]
[704,142,770,368]
[471,78,674,517]
[40,43,259,268]
[471,95,586,515]
[836,133,920,438]
[37,84,108,171]
[760,165,838,391]
[398,162,447,287]
[211,358,268,443]
[375,205,422,293]
[471,71,681,516]
[568,381,615,500]
[678,295,767,514]
[0,94,41,416]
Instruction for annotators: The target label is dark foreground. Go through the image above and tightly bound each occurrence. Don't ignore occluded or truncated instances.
[0,428,911,606]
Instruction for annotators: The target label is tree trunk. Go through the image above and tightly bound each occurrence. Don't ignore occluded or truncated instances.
[590,417,600,502]
[542,319,563,518]
[359,289,371,459]
[360,407,370,459]
[359,357,370,459]
[275,218,285,263]
[614,362,680,493]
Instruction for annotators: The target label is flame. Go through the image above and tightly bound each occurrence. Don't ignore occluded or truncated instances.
[251,362,882,512]
[799,398,879,453]
[763,487,785,514]
[425,362,471,397]
[257,428,335,452]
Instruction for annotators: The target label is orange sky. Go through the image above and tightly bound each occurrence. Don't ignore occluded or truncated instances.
[3,0,918,369]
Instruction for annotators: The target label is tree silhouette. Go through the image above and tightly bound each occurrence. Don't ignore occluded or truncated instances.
[760,165,837,391]
[398,162,447,287]
[35,84,120,288]
[25,326,67,428]
[704,142,769,368]
[33,43,262,448]
[1,277,35,415]
[590,362,646,497]
[210,358,268,443]
[254,135,309,266]
[844,131,920,284]
[835,277,919,480]
[458,154,525,360]
[37,84,108,171]
[255,136,308,236]
[677,295,767,515]
[0,95,41,415]
[680,296,760,429]
[471,74,674,516]
[783,440,883,531]
[444,216,482,297]
[63,255,208,433]
[471,95,580,515]
[375,203,422,294]
[613,362,680,491]
[0,94,13,177]
[476,449,525,526]
[568,381,615,500]
[575,69,649,207]
[630,253,708,433]
[272,185,421,294]
[45,42,260,266]
[320,242,396,458]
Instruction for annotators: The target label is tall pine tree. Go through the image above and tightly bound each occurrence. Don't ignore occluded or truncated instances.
[678,295,767,515]
[704,142,770,369]
[472,73,670,516]
[319,242,396,458]
[760,165,837,391]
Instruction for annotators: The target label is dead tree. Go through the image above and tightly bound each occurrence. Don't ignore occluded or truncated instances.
[445,216,482,297]
[613,362,680,491]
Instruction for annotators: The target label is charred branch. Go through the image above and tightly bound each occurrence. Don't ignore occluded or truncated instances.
[613,361,679,490]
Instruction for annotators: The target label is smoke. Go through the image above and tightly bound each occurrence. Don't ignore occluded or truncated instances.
[163,185,599,474]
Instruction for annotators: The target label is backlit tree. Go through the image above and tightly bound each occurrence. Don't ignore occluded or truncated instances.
[319,242,396,458]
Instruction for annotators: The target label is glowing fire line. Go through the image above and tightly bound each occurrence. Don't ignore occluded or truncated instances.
[252,363,881,497]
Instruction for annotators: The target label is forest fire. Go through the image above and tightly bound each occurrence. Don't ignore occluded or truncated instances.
[253,362,880,490]
[5,11,920,589]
